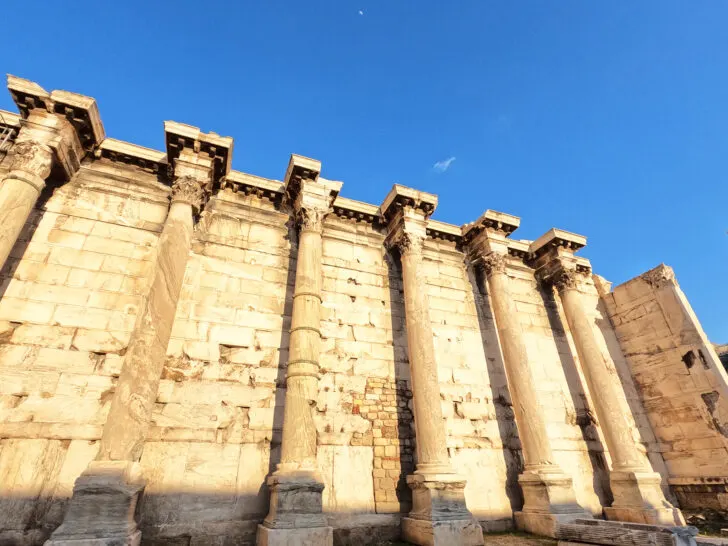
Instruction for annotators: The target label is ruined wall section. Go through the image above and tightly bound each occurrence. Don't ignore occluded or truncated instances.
[138,188,292,543]
[603,267,728,511]
[0,158,168,542]
[504,263,614,514]
[422,237,516,529]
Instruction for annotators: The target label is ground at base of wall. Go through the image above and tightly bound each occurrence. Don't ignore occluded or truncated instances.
[376,531,556,545]
[686,510,728,537]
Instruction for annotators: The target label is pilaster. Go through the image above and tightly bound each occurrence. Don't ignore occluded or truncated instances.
[531,229,685,527]
[0,75,104,272]
[382,185,483,546]
[462,212,590,538]
[47,123,232,546]
[258,155,340,546]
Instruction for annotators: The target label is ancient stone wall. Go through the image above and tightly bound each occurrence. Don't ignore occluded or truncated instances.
[0,75,720,546]
[0,153,653,543]
[603,266,728,513]
[0,157,167,543]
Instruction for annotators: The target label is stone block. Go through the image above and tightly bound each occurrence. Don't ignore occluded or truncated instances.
[256,525,333,546]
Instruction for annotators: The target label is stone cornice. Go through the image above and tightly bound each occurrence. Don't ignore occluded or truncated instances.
[462,209,520,244]
[641,263,676,289]
[8,75,105,152]
[164,121,233,185]
[426,219,461,243]
[530,228,587,259]
[380,184,437,222]
[283,155,342,232]
[96,138,167,175]
[223,170,284,206]
[332,196,380,224]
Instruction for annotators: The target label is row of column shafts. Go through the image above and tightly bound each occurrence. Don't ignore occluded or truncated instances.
[0,75,684,546]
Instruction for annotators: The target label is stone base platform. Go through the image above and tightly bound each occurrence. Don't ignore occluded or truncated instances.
[515,512,588,539]
[402,517,484,546]
[556,518,698,546]
[256,525,333,546]
[44,461,145,546]
[604,505,686,527]
[45,530,141,546]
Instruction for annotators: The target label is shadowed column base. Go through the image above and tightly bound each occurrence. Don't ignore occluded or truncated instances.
[45,461,145,546]
[402,473,484,546]
[515,466,592,538]
[257,471,332,546]
[605,470,686,526]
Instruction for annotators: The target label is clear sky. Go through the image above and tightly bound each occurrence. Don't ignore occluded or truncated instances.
[2,1,726,340]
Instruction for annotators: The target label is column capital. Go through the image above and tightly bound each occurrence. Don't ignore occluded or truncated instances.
[479,251,508,278]
[283,154,342,233]
[164,121,233,211]
[171,176,206,212]
[530,228,592,291]
[641,263,676,289]
[8,139,53,186]
[462,209,520,266]
[380,184,437,254]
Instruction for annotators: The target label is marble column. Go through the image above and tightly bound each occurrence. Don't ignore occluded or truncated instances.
[258,155,339,546]
[381,185,483,546]
[463,212,590,538]
[0,139,54,269]
[47,134,224,546]
[2,74,104,273]
[533,229,684,526]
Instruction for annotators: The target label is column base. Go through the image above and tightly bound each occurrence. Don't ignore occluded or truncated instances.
[403,473,484,546]
[45,461,145,546]
[259,470,330,545]
[606,470,685,526]
[515,467,592,538]
[256,525,333,546]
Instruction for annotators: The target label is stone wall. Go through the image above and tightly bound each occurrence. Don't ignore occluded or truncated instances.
[0,77,721,546]
[0,150,655,543]
[603,266,728,513]
[0,157,167,543]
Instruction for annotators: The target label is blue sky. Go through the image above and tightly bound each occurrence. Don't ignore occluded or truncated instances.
[2,1,726,340]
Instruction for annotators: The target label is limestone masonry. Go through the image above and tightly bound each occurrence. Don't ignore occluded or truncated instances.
[0,76,724,546]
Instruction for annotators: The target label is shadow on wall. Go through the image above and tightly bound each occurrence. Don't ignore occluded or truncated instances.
[385,251,416,514]
[467,265,524,513]
[539,286,613,511]
[593,295,676,503]
[0,187,58,302]
[267,215,298,481]
[0,491,410,546]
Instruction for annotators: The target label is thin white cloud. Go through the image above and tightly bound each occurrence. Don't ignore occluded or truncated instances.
[433,156,456,173]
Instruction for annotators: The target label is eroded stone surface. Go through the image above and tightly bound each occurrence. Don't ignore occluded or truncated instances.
[0,76,721,546]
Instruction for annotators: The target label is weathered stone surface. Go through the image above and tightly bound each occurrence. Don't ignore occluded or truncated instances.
[0,77,719,546]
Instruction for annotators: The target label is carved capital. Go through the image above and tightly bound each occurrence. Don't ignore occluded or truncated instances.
[10,140,53,180]
[295,206,329,233]
[641,264,675,289]
[395,231,425,257]
[480,252,507,278]
[552,267,581,293]
[171,176,205,211]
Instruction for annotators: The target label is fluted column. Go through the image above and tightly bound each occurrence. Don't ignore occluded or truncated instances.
[548,263,684,526]
[47,124,231,546]
[277,206,326,472]
[398,231,451,474]
[0,139,53,268]
[258,155,339,546]
[97,177,201,462]
[381,185,483,546]
[2,75,104,273]
[463,213,589,538]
